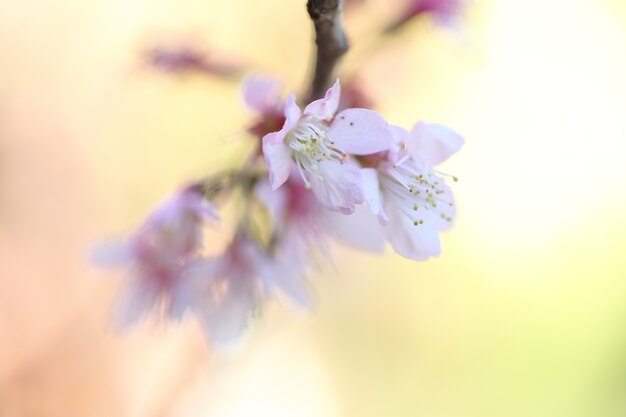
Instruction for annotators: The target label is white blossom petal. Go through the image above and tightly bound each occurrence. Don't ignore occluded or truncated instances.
[262,136,293,190]
[327,109,392,155]
[384,205,442,261]
[304,79,341,120]
[310,162,364,213]
[410,122,464,167]
[325,205,386,253]
[361,167,388,224]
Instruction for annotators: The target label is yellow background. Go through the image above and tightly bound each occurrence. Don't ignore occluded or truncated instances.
[1,0,626,416]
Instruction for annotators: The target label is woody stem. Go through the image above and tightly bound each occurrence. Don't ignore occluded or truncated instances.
[306,0,349,101]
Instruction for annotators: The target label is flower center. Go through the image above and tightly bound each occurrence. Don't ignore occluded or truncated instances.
[382,156,456,226]
[286,117,345,188]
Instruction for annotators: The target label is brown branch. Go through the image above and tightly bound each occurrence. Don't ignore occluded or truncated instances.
[306,0,349,101]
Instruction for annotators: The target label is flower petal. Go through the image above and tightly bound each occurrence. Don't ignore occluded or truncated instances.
[196,275,261,344]
[254,179,288,220]
[361,168,388,224]
[262,134,293,190]
[325,204,386,253]
[242,75,282,113]
[410,122,464,167]
[113,278,159,328]
[304,79,341,120]
[284,92,302,130]
[310,162,365,213]
[262,248,315,310]
[327,109,392,155]
[384,205,442,261]
[387,125,412,164]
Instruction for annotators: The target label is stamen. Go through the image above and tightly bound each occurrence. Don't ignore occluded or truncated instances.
[394,154,411,168]
[382,154,457,229]
[295,154,311,189]
[434,169,459,182]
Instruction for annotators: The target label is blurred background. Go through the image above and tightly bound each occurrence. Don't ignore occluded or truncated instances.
[1,0,626,416]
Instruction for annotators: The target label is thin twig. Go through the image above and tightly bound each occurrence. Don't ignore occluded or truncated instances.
[306,0,349,101]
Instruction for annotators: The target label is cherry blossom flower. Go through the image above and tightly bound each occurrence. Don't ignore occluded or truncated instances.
[242,75,287,139]
[183,218,322,343]
[254,176,326,307]
[181,232,271,343]
[363,122,463,260]
[93,187,217,325]
[255,174,385,298]
[262,79,392,213]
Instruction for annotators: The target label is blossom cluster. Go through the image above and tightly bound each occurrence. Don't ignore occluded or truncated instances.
[97,76,463,344]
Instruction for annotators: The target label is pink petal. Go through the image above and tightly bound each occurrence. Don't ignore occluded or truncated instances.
[309,162,364,213]
[387,125,412,164]
[170,260,221,319]
[242,75,283,113]
[410,122,464,167]
[262,136,293,190]
[284,92,302,130]
[325,205,386,253]
[196,276,261,344]
[254,179,288,220]
[261,93,302,189]
[260,251,315,310]
[113,279,159,328]
[304,79,341,120]
[384,206,442,261]
[361,168,388,224]
[327,109,393,155]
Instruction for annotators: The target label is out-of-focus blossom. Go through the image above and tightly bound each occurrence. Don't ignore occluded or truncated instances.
[184,215,322,343]
[182,232,271,343]
[256,176,325,259]
[255,173,386,306]
[387,0,463,31]
[93,187,217,325]
[362,122,463,260]
[145,45,245,78]
[262,79,392,213]
[255,176,326,307]
[242,75,287,139]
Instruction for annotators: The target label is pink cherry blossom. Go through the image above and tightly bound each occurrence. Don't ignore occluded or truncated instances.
[181,232,271,343]
[242,75,287,139]
[93,187,217,325]
[262,79,393,214]
[255,174,385,299]
[254,177,325,307]
[183,218,324,343]
[364,122,463,260]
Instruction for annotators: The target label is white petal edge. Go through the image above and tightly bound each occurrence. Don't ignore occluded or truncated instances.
[304,79,341,120]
